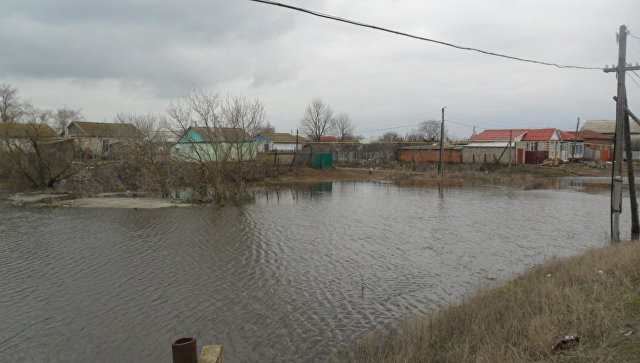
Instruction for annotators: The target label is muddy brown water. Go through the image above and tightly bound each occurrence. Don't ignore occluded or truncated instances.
[0,181,627,362]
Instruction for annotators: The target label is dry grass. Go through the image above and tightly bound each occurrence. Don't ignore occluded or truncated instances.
[258,164,611,190]
[332,242,640,362]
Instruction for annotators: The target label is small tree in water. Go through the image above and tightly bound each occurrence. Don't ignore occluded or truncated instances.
[168,90,265,203]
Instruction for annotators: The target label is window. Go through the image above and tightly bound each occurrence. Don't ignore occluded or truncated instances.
[528,142,538,151]
[572,144,583,154]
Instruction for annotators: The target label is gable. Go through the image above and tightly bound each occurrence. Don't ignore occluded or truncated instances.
[177,129,206,143]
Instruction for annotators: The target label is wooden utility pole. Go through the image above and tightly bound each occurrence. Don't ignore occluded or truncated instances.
[604,25,640,241]
[438,107,446,176]
[572,117,580,161]
[623,104,639,239]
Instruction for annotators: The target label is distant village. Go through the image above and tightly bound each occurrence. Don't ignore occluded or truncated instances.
[0,119,620,169]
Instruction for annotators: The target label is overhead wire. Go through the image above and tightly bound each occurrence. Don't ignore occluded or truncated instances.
[249,0,604,70]
[629,70,640,89]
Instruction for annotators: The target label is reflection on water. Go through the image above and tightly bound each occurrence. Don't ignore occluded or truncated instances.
[0,181,623,362]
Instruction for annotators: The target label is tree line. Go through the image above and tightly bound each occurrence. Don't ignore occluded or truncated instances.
[0,82,451,202]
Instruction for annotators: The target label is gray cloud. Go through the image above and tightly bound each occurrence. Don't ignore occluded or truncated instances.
[1,0,639,138]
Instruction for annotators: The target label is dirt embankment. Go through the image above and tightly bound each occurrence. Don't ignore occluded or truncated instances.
[7,192,192,209]
[258,163,612,188]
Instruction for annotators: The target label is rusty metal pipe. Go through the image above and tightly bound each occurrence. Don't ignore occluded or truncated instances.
[172,337,197,363]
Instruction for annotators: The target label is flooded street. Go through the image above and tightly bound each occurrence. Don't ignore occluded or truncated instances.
[0,181,623,362]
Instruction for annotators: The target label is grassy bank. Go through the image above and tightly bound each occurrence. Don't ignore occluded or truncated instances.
[259,163,611,189]
[333,242,640,362]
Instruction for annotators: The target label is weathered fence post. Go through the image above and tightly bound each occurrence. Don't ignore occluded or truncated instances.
[171,338,223,363]
[172,337,197,363]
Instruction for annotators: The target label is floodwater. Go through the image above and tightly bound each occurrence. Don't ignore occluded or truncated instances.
[0,181,627,362]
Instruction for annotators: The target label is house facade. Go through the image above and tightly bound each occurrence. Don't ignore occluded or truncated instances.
[64,121,143,157]
[0,122,57,147]
[468,128,584,164]
[171,127,257,162]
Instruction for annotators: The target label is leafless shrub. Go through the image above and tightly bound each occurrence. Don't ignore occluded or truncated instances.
[167,90,265,203]
[0,109,81,189]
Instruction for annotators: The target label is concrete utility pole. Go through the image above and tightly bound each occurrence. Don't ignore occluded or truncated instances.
[438,107,446,176]
[604,25,640,241]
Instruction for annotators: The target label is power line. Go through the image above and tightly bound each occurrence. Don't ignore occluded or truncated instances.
[629,70,640,89]
[359,121,423,134]
[630,32,640,40]
[249,0,603,70]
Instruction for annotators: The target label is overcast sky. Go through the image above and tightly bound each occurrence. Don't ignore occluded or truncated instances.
[1,0,640,139]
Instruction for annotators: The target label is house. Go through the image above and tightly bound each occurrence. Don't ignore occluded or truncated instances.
[469,128,579,164]
[64,121,143,157]
[396,144,462,164]
[171,126,257,162]
[255,133,307,152]
[562,129,613,162]
[0,122,57,140]
[0,122,58,150]
[0,122,74,159]
[580,120,640,139]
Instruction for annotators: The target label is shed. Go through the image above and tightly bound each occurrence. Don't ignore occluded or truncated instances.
[462,142,515,164]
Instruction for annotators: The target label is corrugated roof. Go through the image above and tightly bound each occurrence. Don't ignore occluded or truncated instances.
[0,123,57,139]
[470,129,529,141]
[580,120,640,134]
[188,127,253,142]
[70,121,143,137]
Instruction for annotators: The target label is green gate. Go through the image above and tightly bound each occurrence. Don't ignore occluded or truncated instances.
[312,153,333,169]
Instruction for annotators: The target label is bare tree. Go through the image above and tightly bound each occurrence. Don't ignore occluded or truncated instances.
[53,108,85,134]
[167,90,265,203]
[301,98,334,141]
[255,121,276,136]
[404,132,424,142]
[110,112,180,197]
[1,108,80,188]
[378,131,403,142]
[334,113,355,141]
[0,83,29,123]
[418,120,447,141]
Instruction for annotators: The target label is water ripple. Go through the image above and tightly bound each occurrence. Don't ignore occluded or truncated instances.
[0,183,617,362]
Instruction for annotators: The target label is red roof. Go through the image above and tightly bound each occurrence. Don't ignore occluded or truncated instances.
[559,130,581,141]
[520,128,558,141]
[577,130,612,140]
[320,136,340,142]
[470,129,528,141]
[559,130,611,141]
[471,128,562,142]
